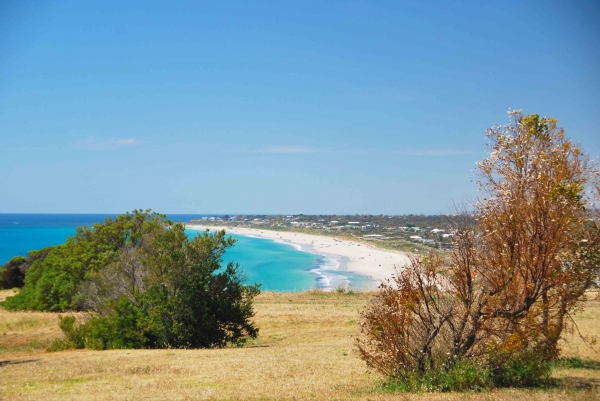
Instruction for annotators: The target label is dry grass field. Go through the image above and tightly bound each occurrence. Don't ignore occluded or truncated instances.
[0,289,599,400]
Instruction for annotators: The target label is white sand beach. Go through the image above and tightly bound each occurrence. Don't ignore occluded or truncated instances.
[185,225,411,288]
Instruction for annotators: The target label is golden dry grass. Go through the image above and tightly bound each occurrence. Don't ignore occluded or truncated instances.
[0,290,599,400]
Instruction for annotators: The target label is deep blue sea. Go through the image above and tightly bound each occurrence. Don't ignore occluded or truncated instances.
[0,214,369,291]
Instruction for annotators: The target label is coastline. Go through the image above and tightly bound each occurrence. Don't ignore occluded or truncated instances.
[185,224,411,288]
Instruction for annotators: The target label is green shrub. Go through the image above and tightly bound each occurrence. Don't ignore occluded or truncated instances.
[48,300,150,351]
[490,350,553,387]
[379,352,554,393]
[2,211,168,312]
[436,359,490,392]
[2,245,88,311]
[47,316,81,351]
[45,219,260,350]
[381,358,492,393]
[5,210,260,350]
[0,256,27,289]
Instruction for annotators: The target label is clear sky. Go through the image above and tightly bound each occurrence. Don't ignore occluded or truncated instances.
[1,1,599,215]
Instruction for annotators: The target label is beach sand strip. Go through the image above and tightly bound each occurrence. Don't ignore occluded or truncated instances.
[185,225,411,286]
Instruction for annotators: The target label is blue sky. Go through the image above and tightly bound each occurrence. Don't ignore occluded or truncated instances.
[1,1,598,214]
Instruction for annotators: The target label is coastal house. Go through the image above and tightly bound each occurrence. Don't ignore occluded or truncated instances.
[364,234,383,239]
[290,221,308,227]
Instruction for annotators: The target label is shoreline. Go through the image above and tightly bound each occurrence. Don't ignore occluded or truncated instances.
[185,224,411,287]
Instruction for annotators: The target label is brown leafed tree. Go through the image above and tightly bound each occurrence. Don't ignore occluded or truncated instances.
[473,111,600,360]
[357,111,600,379]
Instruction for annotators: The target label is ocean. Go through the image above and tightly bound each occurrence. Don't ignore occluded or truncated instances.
[0,214,369,291]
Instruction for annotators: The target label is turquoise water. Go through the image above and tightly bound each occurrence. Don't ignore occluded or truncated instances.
[201,233,318,291]
[0,214,370,291]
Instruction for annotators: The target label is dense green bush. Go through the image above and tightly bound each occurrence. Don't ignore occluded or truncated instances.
[0,246,55,290]
[380,353,552,393]
[2,211,167,311]
[4,210,260,349]
[381,359,491,393]
[48,300,150,351]
[489,350,552,388]
[0,256,27,289]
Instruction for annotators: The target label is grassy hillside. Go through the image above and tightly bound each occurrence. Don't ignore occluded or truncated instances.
[0,289,599,400]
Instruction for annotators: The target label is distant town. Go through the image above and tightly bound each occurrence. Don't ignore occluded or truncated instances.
[188,214,474,253]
